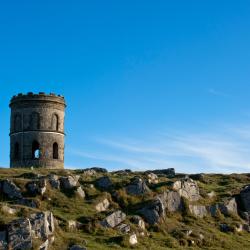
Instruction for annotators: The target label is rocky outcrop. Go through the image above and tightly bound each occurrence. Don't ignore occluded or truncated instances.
[158,191,183,212]
[189,205,207,218]
[129,233,138,245]
[116,223,130,233]
[26,179,47,196]
[131,216,145,230]
[219,198,238,215]
[75,186,85,199]
[172,177,200,201]
[47,174,60,189]
[147,173,158,184]
[126,177,151,195]
[138,199,165,225]
[101,210,126,228]
[60,176,79,189]
[67,220,83,231]
[96,176,113,190]
[240,185,250,212]
[95,198,110,212]
[1,204,17,215]
[8,218,32,250]
[29,211,54,240]
[1,180,22,199]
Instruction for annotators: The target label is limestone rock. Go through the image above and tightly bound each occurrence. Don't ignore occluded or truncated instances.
[39,239,49,250]
[26,179,47,196]
[96,176,112,190]
[1,204,17,215]
[157,191,183,212]
[129,233,138,245]
[189,205,207,218]
[147,173,158,184]
[60,176,79,189]
[101,210,126,228]
[131,216,145,230]
[116,223,130,234]
[75,186,85,199]
[126,177,151,195]
[95,198,110,212]
[29,211,54,239]
[67,220,83,231]
[219,198,238,215]
[172,178,200,201]
[240,185,250,212]
[138,199,165,225]
[1,179,22,199]
[47,174,60,189]
[7,218,32,250]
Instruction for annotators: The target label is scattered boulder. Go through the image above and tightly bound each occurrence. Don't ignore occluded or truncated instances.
[95,198,110,212]
[219,198,238,215]
[157,191,183,212]
[75,186,85,199]
[189,205,207,218]
[131,216,145,230]
[172,177,200,201]
[47,174,60,189]
[138,198,165,225]
[101,210,126,228]
[129,233,138,245]
[26,179,47,196]
[147,173,158,184]
[67,220,83,231]
[1,180,22,199]
[7,218,32,250]
[96,176,112,190]
[240,185,250,211]
[29,211,54,239]
[1,204,17,215]
[126,177,151,195]
[116,223,130,234]
[60,176,79,189]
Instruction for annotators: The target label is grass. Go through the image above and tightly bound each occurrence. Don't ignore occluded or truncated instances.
[0,168,250,249]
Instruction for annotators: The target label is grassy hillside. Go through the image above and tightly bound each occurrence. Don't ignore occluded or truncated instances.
[0,168,250,250]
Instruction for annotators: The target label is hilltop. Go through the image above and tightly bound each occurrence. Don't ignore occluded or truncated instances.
[0,167,250,250]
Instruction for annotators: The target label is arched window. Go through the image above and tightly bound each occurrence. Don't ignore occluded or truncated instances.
[51,114,59,131]
[14,114,21,131]
[30,112,40,130]
[32,140,40,159]
[53,142,59,159]
[14,142,19,160]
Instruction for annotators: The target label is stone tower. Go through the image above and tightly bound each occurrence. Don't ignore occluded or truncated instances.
[9,92,66,169]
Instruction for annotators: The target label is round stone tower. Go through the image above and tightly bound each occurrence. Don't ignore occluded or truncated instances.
[9,92,66,169]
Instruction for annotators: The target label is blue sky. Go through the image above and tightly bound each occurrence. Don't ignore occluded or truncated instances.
[1,1,250,173]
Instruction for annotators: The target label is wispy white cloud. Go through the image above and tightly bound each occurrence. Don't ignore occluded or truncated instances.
[69,124,250,173]
[208,88,231,98]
